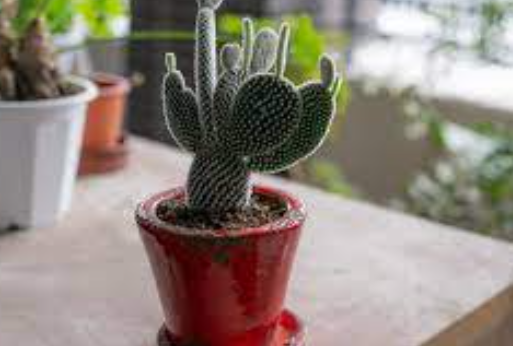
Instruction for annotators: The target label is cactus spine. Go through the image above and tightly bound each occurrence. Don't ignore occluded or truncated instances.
[163,0,344,213]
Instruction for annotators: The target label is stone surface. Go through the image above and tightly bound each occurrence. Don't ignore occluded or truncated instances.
[0,137,513,345]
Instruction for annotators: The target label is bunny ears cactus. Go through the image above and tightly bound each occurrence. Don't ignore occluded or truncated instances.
[163,0,344,212]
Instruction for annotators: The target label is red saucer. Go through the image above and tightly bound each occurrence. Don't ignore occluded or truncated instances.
[157,310,305,346]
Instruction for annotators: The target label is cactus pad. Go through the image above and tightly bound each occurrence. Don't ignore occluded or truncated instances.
[221,75,302,156]
[250,28,279,74]
[214,69,241,131]
[248,82,336,172]
[220,43,242,72]
[163,67,202,152]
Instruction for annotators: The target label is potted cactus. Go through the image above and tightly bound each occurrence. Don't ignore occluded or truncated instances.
[0,0,97,229]
[135,0,343,345]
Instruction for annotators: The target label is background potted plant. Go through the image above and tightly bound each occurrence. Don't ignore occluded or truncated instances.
[13,0,132,175]
[67,0,132,175]
[136,0,343,345]
[78,71,131,175]
[13,0,128,72]
[0,0,97,229]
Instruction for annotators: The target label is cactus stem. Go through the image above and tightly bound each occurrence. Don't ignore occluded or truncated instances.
[241,18,254,78]
[275,23,290,78]
[320,55,336,89]
[165,53,177,72]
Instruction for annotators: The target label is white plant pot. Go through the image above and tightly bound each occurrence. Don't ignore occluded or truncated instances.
[0,77,97,229]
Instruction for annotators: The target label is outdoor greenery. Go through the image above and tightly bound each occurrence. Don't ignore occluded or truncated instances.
[393,1,513,241]
[398,117,513,241]
[13,0,127,37]
[425,0,513,65]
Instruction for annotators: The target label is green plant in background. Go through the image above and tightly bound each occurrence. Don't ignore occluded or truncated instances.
[163,0,343,211]
[396,95,513,241]
[474,0,513,62]
[424,0,513,64]
[305,159,356,197]
[14,0,127,38]
[381,0,513,241]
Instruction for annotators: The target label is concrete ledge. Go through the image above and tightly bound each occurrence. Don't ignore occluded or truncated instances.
[0,137,512,346]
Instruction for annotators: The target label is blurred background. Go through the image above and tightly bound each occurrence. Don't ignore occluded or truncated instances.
[59,0,513,242]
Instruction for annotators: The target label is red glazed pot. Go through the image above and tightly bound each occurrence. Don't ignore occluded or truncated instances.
[136,185,306,346]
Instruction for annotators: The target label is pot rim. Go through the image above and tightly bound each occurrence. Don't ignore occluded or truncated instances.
[0,76,98,110]
[91,72,131,98]
[136,184,306,238]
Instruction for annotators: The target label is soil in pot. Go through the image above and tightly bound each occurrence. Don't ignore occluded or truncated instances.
[156,193,287,230]
[79,73,130,175]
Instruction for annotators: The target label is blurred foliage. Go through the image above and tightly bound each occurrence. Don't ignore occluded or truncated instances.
[398,121,513,241]
[424,0,513,65]
[76,0,127,38]
[13,0,127,37]
[401,89,448,149]
[220,13,353,198]
[305,159,357,198]
[474,1,513,62]
[395,88,513,241]
[375,1,513,241]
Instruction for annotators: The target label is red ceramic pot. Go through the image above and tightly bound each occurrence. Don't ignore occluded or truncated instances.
[136,185,306,346]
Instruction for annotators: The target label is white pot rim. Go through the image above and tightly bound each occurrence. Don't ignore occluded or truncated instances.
[0,76,98,110]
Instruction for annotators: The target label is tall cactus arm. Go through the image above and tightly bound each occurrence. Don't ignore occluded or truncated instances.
[218,74,302,157]
[195,0,221,142]
[247,56,343,172]
[250,28,279,74]
[241,18,255,79]
[163,53,203,153]
[321,54,335,88]
[275,24,290,78]
[214,44,242,131]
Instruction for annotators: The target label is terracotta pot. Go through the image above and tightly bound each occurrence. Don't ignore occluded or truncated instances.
[79,73,130,175]
[136,185,306,346]
[83,73,130,150]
